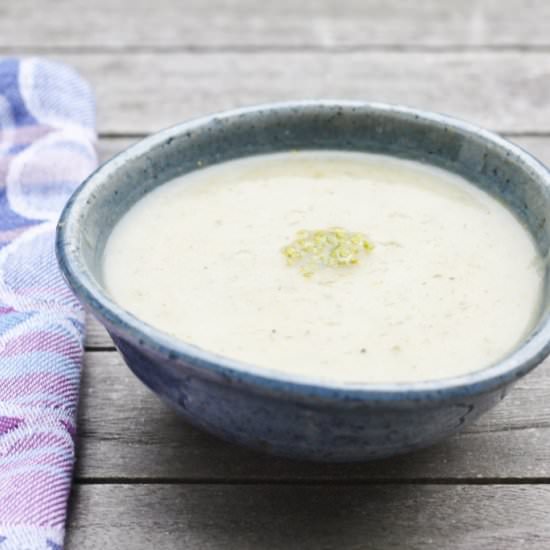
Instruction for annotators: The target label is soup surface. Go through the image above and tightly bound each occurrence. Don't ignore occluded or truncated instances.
[103,151,543,383]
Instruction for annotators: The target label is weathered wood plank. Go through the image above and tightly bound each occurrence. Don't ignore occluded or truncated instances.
[75,350,550,480]
[66,484,550,550]
[34,52,550,134]
[5,0,550,50]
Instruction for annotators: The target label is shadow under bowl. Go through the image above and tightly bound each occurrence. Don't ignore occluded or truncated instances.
[57,101,550,461]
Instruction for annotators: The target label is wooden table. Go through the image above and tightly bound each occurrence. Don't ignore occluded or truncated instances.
[7,1,550,547]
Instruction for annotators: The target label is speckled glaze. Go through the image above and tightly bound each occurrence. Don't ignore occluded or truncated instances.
[56,101,550,462]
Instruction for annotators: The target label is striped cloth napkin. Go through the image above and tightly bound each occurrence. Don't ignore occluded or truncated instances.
[0,58,96,549]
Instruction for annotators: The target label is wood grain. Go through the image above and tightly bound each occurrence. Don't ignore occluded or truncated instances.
[66,484,550,550]
[30,52,550,134]
[75,350,550,480]
[5,0,550,50]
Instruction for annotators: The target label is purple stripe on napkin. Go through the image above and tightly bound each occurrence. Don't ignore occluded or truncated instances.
[0,58,96,549]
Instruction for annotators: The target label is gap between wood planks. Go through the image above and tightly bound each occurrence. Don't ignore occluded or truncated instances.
[73,477,550,486]
[6,45,550,55]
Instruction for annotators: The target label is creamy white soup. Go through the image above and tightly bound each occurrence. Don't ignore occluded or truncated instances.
[102,151,543,383]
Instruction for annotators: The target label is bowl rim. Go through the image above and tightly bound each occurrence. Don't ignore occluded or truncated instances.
[56,100,550,404]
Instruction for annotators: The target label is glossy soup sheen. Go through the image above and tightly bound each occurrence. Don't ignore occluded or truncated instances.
[102,151,543,384]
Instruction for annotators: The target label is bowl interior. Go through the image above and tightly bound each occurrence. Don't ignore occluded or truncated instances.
[58,101,550,394]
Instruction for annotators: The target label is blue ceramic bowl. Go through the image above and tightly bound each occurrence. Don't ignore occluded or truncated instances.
[56,101,550,462]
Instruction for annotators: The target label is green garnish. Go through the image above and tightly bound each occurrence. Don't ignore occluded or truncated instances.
[282,227,374,277]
